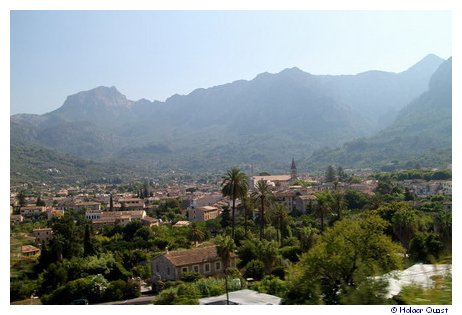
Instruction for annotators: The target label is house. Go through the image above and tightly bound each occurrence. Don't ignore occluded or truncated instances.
[32,228,53,244]
[19,206,46,216]
[142,216,161,227]
[274,190,297,212]
[117,198,145,210]
[10,214,24,224]
[85,210,147,227]
[74,202,101,211]
[47,209,64,220]
[21,245,41,257]
[199,289,282,305]
[186,193,223,209]
[187,206,220,222]
[295,194,318,214]
[151,245,237,288]
[251,175,292,188]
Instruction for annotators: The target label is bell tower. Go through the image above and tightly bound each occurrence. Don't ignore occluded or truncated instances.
[290,157,297,180]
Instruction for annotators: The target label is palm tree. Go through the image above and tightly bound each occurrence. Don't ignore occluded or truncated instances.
[298,226,319,252]
[268,203,289,245]
[331,190,345,220]
[215,235,237,305]
[241,195,253,237]
[221,168,249,240]
[256,239,278,274]
[251,179,273,241]
[189,223,206,246]
[314,191,333,233]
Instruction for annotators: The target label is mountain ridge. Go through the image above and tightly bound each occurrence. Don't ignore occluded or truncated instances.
[11,54,448,176]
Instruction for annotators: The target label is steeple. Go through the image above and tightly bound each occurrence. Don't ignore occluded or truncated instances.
[290,157,297,180]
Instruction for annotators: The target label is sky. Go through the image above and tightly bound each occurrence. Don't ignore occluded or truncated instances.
[10,10,452,115]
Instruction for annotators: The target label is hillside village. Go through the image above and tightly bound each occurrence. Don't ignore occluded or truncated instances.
[10,161,452,305]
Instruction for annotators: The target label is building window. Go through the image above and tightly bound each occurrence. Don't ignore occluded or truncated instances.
[167,267,170,275]
[182,267,188,273]
[204,263,210,273]
[215,261,221,271]
[193,265,199,273]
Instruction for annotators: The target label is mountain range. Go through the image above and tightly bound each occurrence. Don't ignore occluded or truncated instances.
[10,54,451,183]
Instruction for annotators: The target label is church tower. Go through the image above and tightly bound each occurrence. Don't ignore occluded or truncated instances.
[290,157,297,180]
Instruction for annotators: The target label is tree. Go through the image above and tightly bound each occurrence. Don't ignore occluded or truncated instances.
[244,260,265,280]
[285,215,404,304]
[344,190,370,210]
[325,165,336,182]
[391,208,423,251]
[221,168,249,241]
[255,240,279,274]
[109,193,114,211]
[331,190,345,221]
[337,166,348,182]
[268,204,289,245]
[434,210,452,250]
[83,224,97,257]
[251,180,274,241]
[215,235,237,305]
[220,206,231,229]
[314,191,333,233]
[36,195,46,206]
[241,195,253,237]
[50,215,83,260]
[189,223,206,245]
[298,226,320,252]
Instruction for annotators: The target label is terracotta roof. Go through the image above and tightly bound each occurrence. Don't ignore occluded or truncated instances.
[142,216,160,223]
[100,210,145,217]
[21,245,40,253]
[163,246,220,267]
[274,191,296,197]
[173,220,190,227]
[75,202,100,206]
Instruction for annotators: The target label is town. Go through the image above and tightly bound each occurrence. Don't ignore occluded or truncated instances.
[10,161,452,305]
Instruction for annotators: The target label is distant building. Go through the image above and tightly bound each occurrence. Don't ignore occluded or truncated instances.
[19,206,46,216]
[74,202,101,211]
[290,157,297,180]
[251,175,292,188]
[274,190,297,212]
[172,220,191,228]
[295,194,318,214]
[21,245,40,257]
[186,193,223,209]
[10,214,24,224]
[32,228,53,244]
[47,209,64,220]
[117,198,145,210]
[85,210,147,227]
[188,206,220,222]
[151,245,237,287]
[141,216,161,227]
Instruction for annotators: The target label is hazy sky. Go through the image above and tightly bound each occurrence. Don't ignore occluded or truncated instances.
[10,10,452,115]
